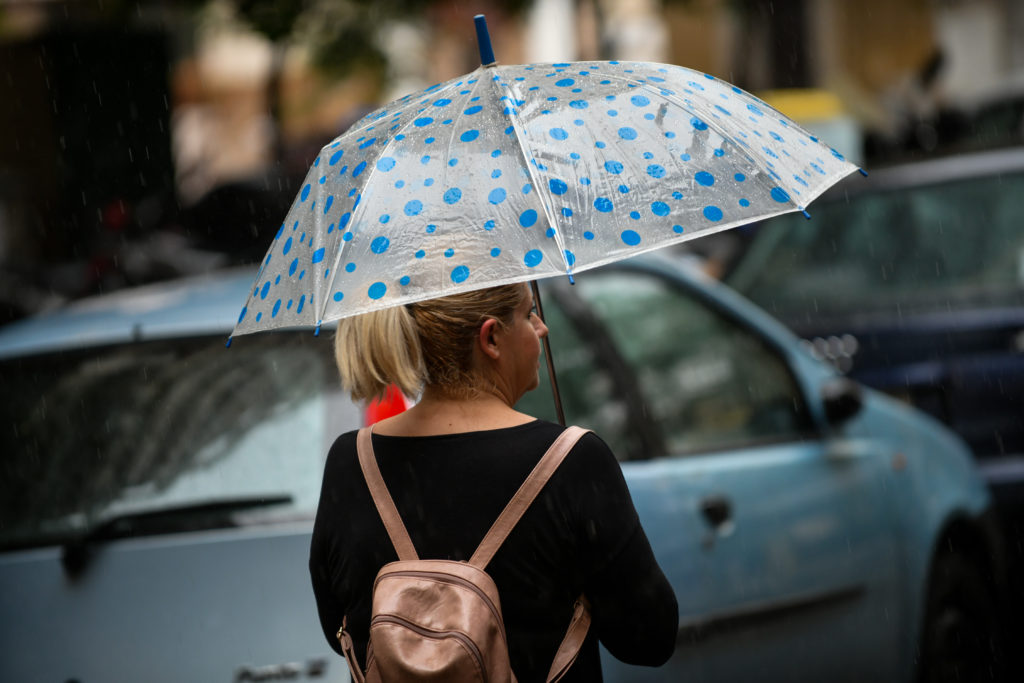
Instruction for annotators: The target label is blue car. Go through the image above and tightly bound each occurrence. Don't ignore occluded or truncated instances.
[0,255,1003,682]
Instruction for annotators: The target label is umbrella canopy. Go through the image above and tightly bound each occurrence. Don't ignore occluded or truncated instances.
[232,16,859,338]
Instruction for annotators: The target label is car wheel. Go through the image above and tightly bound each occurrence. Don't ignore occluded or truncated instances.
[917,551,1002,683]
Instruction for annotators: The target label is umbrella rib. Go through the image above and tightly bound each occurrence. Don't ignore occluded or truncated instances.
[488,71,575,279]
[595,69,815,212]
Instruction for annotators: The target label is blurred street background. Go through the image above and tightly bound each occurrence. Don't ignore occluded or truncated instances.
[1,0,1023,322]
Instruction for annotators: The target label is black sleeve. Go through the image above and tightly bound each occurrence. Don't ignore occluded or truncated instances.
[309,433,355,658]
[565,433,678,666]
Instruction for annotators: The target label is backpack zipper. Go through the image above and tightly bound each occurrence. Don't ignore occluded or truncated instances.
[371,614,486,677]
[380,570,507,639]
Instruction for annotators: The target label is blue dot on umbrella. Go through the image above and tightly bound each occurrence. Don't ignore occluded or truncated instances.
[631,95,650,107]
[489,188,507,204]
[433,98,451,107]
[451,265,470,283]
[618,184,630,194]
[444,188,462,204]
[584,231,595,240]
[595,141,606,149]
[607,109,618,117]
[651,201,670,216]
[522,183,533,195]
[691,117,708,131]
[415,250,426,259]
[425,137,436,144]
[629,211,640,220]
[312,247,326,263]
[368,282,387,300]
[297,295,305,313]
[564,250,576,266]
[371,237,390,254]
[555,78,574,87]
[491,247,501,257]
[680,153,691,161]
[343,232,354,242]
[300,184,311,201]
[395,180,404,189]
[289,258,298,276]
[425,177,435,186]
[272,299,281,317]
[460,129,480,142]
[647,164,666,178]
[704,206,724,221]
[673,225,684,233]
[426,224,437,233]
[673,191,684,200]
[735,173,747,182]
[605,160,623,174]
[520,209,538,227]
[595,197,614,212]
[484,219,495,230]
[403,200,422,216]
[550,127,568,140]
[696,171,715,186]
[329,150,344,165]
[561,207,573,217]
[739,198,750,207]
[549,178,568,195]
[260,281,271,299]
[414,117,433,127]
[621,230,641,245]
[283,237,293,255]
[524,250,543,267]
[546,227,556,237]
[400,276,411,286]
[345,263,356,273]
[580,177,591,185]
[444,248,454,257]
[618,127,638,140]
[570,100,588,109]
[379,214,390,224]
[359,137,377,149]
[353,160,368,177]
[333,291,344,302]
[771,187,791,203]
[376,157,396,171]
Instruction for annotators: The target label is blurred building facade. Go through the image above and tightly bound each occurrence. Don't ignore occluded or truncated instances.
[1,0,1023,321]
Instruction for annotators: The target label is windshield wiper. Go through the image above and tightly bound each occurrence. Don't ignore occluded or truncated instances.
[61,494,293,578]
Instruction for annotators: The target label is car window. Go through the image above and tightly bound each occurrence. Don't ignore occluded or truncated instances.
[726,171,1024,318]
[0,333,358,551]
[517,269,813,459]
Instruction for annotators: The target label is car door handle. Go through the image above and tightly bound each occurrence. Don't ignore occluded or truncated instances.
[700,495,732,529]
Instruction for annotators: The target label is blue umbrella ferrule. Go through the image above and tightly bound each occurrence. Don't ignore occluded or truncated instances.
[314,321,322,337]
[474,15,496,67]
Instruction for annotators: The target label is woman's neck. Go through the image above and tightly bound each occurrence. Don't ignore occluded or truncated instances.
[370,388,535,437]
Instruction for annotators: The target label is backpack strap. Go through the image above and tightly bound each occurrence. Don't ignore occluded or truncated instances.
[356,426,418,561]
[469,425,590,569]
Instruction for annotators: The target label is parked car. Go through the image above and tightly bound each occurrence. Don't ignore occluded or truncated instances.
[723,146,1024,609]
[0,256,1004,682]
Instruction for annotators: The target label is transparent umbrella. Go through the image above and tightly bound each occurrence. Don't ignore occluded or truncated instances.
[230,15,862,420]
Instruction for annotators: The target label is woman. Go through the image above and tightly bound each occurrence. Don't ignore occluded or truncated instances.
[310,282,678,682]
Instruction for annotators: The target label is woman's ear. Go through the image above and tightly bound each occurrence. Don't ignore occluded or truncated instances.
[478,318,501,360]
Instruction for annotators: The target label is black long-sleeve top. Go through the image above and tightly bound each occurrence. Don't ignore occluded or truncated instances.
[309,419,678,682]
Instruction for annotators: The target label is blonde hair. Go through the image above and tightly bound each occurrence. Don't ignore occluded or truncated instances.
[334,284,528,401]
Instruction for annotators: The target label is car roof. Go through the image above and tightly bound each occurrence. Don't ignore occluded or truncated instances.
[830,145,1024,198]
[0,267,260,360]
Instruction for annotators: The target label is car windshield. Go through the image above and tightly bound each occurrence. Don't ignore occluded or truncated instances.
[0,332,359,551]
[725,170,1024,320]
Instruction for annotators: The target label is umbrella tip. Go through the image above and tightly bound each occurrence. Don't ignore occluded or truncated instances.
[474,14,496,66]
[568,273,576,285]
[858,168,869,177]
[314,321,323,337]
[225,336,233,349]
[800,208,812,220]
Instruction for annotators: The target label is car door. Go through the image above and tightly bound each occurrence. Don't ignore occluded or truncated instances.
[520,265,902,682]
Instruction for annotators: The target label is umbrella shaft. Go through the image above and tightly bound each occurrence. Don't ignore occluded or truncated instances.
[532,280,566,426]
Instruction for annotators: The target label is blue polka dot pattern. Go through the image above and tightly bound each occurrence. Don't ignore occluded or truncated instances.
[234,58,858,336]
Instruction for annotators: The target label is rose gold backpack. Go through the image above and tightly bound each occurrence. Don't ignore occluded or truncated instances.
[337,426,592,683]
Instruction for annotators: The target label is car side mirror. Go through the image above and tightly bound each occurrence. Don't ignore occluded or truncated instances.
[821,377,863,425]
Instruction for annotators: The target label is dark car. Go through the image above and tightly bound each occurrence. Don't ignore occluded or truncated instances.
[724,145,1024,602]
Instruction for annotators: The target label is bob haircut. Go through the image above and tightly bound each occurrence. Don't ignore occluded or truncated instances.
[334,283,528,401]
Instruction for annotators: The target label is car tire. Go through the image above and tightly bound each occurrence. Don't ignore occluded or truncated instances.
[917,551,1003,683]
